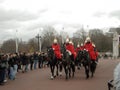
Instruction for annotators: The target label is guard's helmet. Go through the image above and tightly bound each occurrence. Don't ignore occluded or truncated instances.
[85,37,91,42]
[66,38,69,43]
[84,40,87,44]
[69,40,73,44]
[53,38,57,43]
[81,43,83,46]
[92,43,95,47]
[77,44,80,47]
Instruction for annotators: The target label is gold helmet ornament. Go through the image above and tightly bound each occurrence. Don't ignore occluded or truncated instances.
[69,40,73,45]
[53,38,58,43]
[85,37,91,42]
[77,44,80,47]
[66,38,69,43]
[81,43,83,46]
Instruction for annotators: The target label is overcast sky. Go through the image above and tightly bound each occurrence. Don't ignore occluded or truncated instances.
[0,0,120,43]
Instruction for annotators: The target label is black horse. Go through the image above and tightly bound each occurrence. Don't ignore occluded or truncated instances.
[61,45,75,80]
[47,46,62,79]
[76,49,97,79]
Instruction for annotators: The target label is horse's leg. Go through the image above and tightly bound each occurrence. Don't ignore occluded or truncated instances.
[77,62,81,70]
[64,64,68,80]
[79,60,82,69]
[71,62,75,78]
[59,61,63,76]
[56,64,59,76]
[84,65,89,79]
[90,61,97,78]
[50,63,54,79]
[77,59,81,70]
[53,64,57,78]
[69,65,71,78]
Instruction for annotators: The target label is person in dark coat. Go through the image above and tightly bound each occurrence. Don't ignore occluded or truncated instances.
[21,53,28,73]
[30,53,34,70]
[0,55,7,85]
[33,52,39,69]
[38,53,42,69]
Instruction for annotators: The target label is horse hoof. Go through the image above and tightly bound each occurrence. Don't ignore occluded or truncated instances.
[51,76,54,80]
[77,67,80,70]
[86,75,89,79]
[86,77,89,79]
[56,73,59,76]
[66,77,68,80]
[91,74,94,78]
[54,75,56,78]
[69,75,71,78]
[72,75,74,78]
[59,72,62,76]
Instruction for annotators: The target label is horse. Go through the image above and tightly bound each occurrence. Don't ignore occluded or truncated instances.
[47,46,62,79]
[76,49,90,79]
[61,45,75,80]
[75,50,83,70]
[76,49,97,79]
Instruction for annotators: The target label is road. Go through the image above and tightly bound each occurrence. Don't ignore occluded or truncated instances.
[0,59,119,90]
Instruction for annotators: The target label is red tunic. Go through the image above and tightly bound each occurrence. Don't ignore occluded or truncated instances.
[80,46,84,50]
[52,44,62,59]
[84,42,97,61]
[65,43,77,60]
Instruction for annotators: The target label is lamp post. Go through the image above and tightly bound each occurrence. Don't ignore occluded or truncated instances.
[39,35,42,52]
[61,27,64,44]
[36,28,43,52]
[36,34,41,52]
[16,30,18,53]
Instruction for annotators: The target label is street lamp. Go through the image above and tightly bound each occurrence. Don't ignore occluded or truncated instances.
[36,28,43,52]
[16,30,18,53]
[61,27,64,44]
[36,34,41,52]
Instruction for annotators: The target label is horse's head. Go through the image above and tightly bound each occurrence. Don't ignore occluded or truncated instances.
[47,46,55,59]
[61,50,71,64]
[78,50,83,56]
[76,50,83,60]
[82,49,90,61]
[61,44,72,63]
[82,49,89,56]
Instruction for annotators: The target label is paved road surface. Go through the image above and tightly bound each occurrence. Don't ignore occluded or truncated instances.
[0,59,120,90]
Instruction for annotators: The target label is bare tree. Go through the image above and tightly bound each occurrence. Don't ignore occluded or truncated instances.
[90,29,112,52]
[1,39,16,53]
[73,28,87,47]
[26,38,38,52]
[41,26,58,50]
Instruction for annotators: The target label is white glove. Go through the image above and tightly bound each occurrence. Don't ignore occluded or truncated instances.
[84,49,88,52]
[67,50,72,55]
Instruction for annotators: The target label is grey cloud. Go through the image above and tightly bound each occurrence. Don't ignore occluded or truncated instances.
[0,21,21,30]
[0,30,15,43]
[0,0,5,3]
[0,7,42,30]
[60,10,72,14]
[0,8,39,22]
[39,9,48,13]
[93,11,106,17]
[22,23,45,31]
[109,10,120,19]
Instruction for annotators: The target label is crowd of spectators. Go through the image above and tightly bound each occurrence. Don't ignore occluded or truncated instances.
[0,52,48,85]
